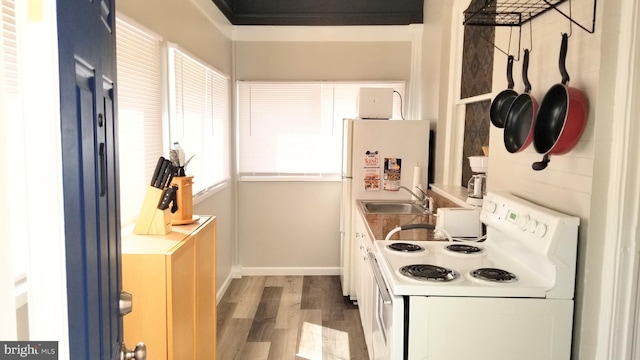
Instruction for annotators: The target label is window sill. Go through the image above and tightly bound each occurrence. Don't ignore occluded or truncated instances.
[193,180,229,206]
[239,176,341,182]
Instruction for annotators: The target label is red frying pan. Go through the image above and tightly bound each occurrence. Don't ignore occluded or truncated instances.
[532,33,589,170]
[504,49,537,153]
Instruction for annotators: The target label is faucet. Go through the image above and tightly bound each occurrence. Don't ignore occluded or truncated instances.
[398,185,434,214]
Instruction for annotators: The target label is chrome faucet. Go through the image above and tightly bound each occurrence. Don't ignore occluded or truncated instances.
[398,185,434,213]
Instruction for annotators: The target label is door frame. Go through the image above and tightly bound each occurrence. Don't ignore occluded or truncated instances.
[600,0,640,357]
[16,0,70,356]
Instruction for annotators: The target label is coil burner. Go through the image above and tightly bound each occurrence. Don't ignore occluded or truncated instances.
[470,268,518,283]
[387,242,425,253]
[445,244,484,255]
[400,264,459,282]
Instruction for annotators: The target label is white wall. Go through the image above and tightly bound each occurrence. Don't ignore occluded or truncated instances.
[234,41,411,81]
[193,187,236,298]
[425,0,455,184]
[118,0,233,74]
[238,182,341,273]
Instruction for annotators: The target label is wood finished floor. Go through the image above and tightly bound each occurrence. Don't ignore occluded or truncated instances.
[216,276,369,360]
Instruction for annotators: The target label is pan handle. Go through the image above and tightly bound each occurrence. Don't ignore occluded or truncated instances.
[522,49,531,93]
[532,154,550,171]
[559,33,570,85]
[507,55,515,89]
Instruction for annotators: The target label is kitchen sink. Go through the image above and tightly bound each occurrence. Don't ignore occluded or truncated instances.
[362,201,425,214]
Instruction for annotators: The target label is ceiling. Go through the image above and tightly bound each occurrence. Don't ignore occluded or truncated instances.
[211,0,424,26]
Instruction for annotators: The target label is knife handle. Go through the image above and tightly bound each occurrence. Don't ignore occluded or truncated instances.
[151,157,165,186]
[159,162,173,189]
[171,189,179,213]
[165,164,175,188]
[158,186,176,210]
[154,159,171,188]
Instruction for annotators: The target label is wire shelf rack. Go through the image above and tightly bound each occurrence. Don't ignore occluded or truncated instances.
[463,0,596,34]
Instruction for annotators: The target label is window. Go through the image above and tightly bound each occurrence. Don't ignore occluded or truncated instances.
[237,81,405,179]
[115,16,163,226]
[116,18,230,226]
[168,46,230,196]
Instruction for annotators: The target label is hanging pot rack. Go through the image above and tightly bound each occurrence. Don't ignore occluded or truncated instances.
[463,0,597,34]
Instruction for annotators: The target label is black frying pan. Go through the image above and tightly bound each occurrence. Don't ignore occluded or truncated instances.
[490,55,518,128]
[504,49,538,153]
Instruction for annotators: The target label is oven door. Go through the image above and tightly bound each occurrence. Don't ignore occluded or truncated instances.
[368,252,405,360]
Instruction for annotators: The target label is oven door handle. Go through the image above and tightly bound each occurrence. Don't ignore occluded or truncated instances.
[367,252,393,305]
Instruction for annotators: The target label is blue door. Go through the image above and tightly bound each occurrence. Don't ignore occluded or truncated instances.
[56,0,126,359]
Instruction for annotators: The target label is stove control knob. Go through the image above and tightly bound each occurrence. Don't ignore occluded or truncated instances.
[535,223,547,237]
[518,214,530,230]
[527,219,538,233]
[484,201,497,214]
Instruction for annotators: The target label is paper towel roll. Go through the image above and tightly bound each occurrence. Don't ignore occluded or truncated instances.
[411,165,424,202]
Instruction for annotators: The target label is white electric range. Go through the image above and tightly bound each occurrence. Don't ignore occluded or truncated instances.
[368,191,579,360]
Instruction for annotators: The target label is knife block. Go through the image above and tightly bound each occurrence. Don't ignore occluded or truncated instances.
[133,186,172,235]
[170,175,195,225]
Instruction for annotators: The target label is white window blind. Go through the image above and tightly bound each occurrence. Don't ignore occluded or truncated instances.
[115,16,163,226]
[168,46,230,195]
[237,81,405,179]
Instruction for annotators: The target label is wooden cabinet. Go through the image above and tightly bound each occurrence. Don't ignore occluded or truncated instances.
[122,216,216,359]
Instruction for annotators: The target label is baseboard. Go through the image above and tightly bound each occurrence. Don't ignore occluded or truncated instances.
[215,266,340,303]
[216,276,231,306]
[230,264,242,278]
[241,267,340,276]
[216,266,242,305]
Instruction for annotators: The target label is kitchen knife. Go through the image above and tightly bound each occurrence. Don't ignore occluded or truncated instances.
[158,186,177,210]
[158,162,174,189]
[150,157,165,187]
[153,159,171,188]
[165,164,175,189]
[170,188,179,213]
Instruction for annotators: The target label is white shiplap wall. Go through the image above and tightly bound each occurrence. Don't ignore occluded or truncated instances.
[488,0,601,218]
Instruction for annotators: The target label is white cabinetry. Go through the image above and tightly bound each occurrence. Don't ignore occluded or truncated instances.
[354,210,375,359]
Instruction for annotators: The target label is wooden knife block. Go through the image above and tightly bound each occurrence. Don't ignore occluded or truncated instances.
[170,175,194,225]
[133,186,172,235]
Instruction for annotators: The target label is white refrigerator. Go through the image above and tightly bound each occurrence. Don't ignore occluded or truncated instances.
[340,119,430,298]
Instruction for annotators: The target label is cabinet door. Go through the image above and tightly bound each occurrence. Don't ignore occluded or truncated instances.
[194,219,217,358]
[167,238,196,359]
[122,253,169,359]
[355,213,374,356]
[363,250,375,360]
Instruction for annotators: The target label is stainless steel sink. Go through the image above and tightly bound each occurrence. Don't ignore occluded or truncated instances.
[362,201,425,214]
